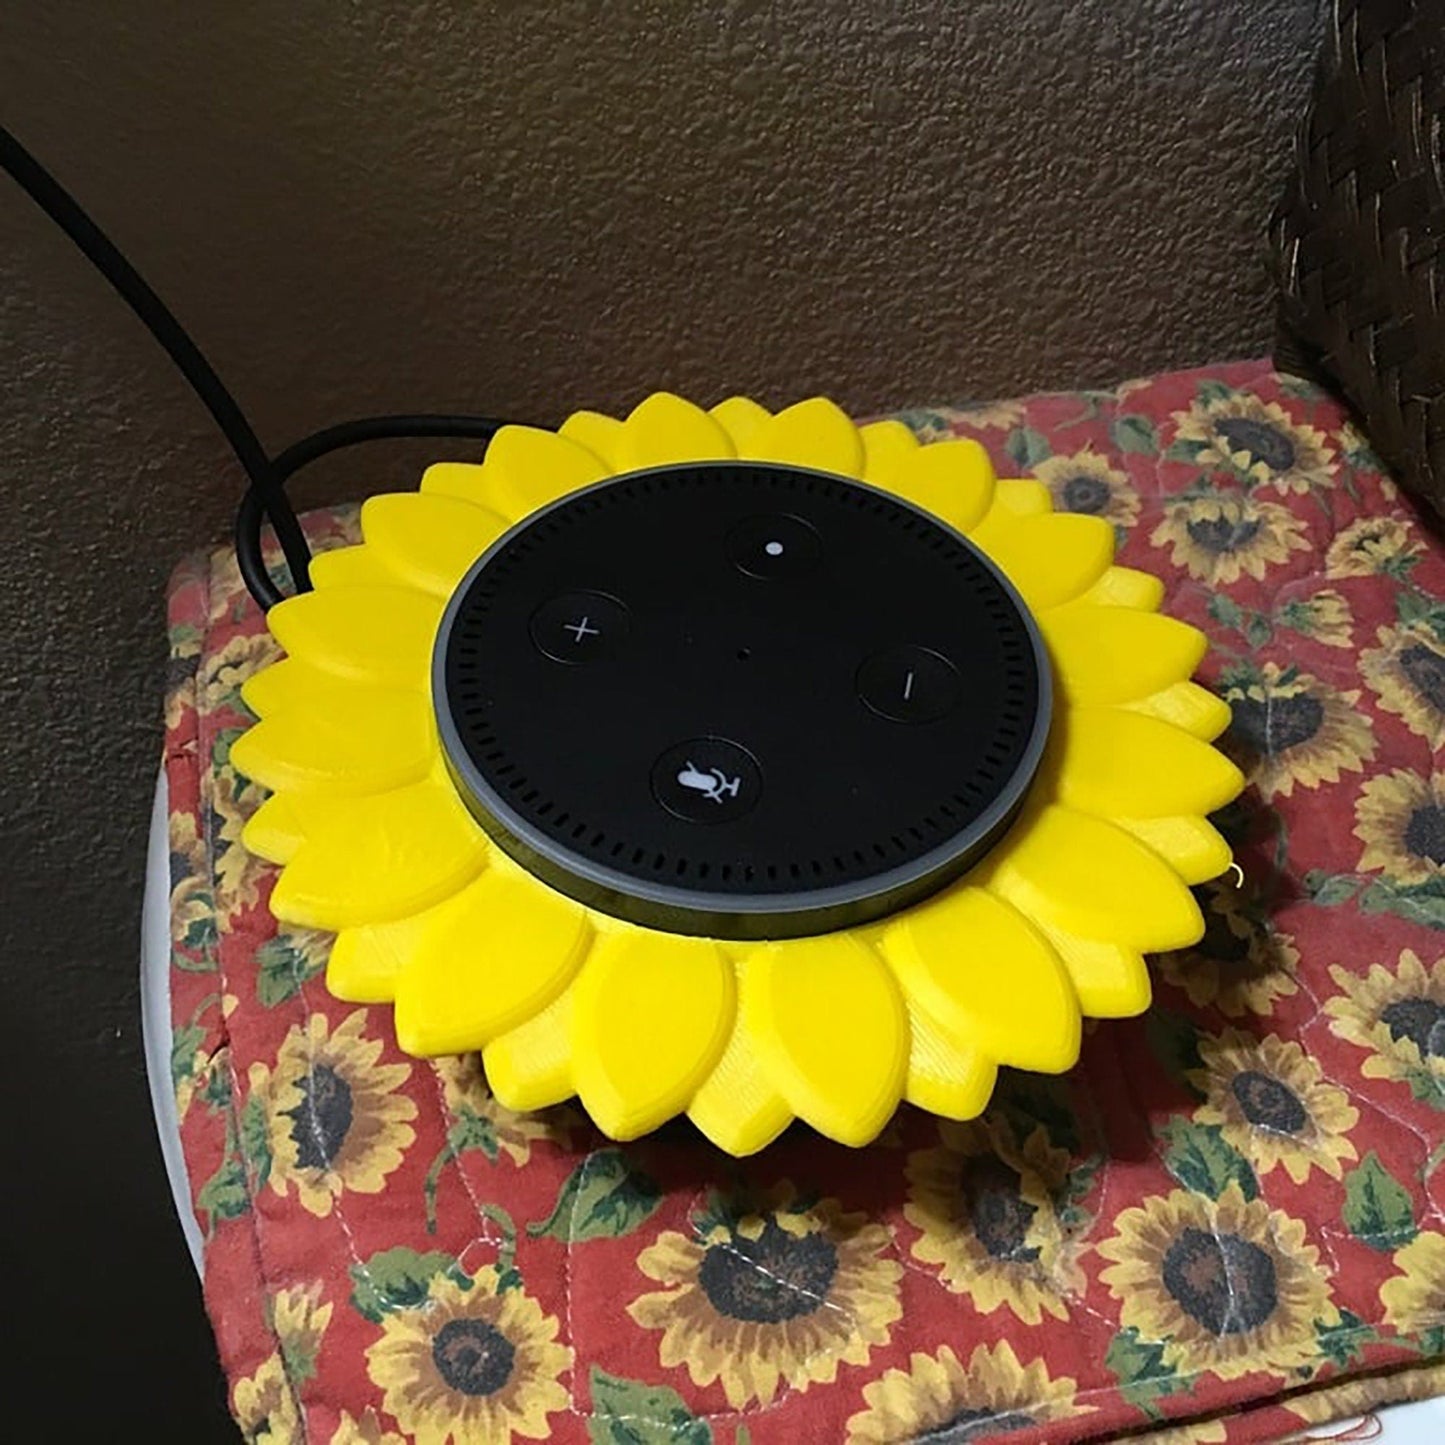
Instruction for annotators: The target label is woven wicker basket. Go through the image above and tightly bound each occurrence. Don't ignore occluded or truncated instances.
[1271,0,1445,517]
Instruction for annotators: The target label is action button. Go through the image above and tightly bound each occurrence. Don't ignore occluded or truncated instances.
[727,513,821,580]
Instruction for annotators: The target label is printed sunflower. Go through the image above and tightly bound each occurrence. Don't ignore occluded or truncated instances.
[329,1410,406,1445]
[169,810,216,954]
[1283,1361,1445,1429]
[844,1339,1091,1444]
[1172,392,1336,494]
[233,393,1241,1150]
[1148,1422,1229,1444]
[1325,516,1422,579]
[231,1351,300,1444]
[1188,1028,1358,1182]
[1221,662,1375,802]
[165,626,201,732]
[1354,770,1445,886]
[1155,879,1300,1018]
[903,1117,1086,1324]
[249,1009,417,1218]
[1362,621,1445,749]
[170,796,208,878]
[365,1266,570,1445]
[269,1282,333,1384]
[627,1180,902,1409]
[433,1052,572,1165]
[1380,1231,1445,1333]
[1033,449,1141,532]
[1150,490,1310,585]
[203,632,283,715]
[1336,417,1384,473]
[1098,1184,1337,1382]
[1278,588,1354,649]
[207,769,268,919]
[173,1039,213,1121]
[1326,949,1445,1097]
[947,399,1027,431]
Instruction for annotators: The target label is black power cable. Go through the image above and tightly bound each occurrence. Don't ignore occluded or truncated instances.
[0,121,315,594]
[241,413,515,609]
[0,120,531,610]
[271,412,512,478]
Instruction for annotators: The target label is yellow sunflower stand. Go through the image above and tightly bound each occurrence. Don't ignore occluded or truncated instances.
[232,393,1242,1154]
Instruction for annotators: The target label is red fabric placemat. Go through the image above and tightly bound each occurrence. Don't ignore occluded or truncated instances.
[165,360,1445,1443]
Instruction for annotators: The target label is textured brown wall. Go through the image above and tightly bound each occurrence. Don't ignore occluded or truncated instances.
[0,1,1321,1432]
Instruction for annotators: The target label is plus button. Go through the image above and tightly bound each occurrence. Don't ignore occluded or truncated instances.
[530,591,630,665]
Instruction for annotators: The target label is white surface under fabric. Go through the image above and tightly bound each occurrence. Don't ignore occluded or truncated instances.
[141,768,205,1276]
[139,774,1445,1435]
[1293,1397,1445,1443]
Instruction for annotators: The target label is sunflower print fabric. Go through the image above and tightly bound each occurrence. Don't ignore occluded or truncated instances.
[627,1182,903,1408]
[167,361,1445,1442]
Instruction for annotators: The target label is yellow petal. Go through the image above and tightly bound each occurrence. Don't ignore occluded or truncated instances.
[983,513,1115,611]
[559,409,623,468]
[884,886,1079,1073]
[270,774,487,930]
[361,492,508,598]
[309,544,400,591]
[1053,707,1244,817]
[687,998,794,1156]
[744,935,906,1145]
[995,478,1052,516]
[1123,681,1233,741]
[1041,606,1208,705]
[570,932,734,1139]
[484,988,575,1111]
[967,481,1051,560]
[231,692,435,797]
[419,460,488,502]
[859,419,920,485]
[1079,565,1164,611]
[328,918,422,1003]
[983,803,1203,952]
[1116,815,1232,885]
[902,995,997,1120]
[242,792,304,863]
[709,396,772,451]
[268,586,441,690]
[482,426,612,519]
[619,393,734,469]
[740,397,863,477]
[1034,926,1151,1017]
[241,658,330,718]
[241,786,360,860]
[879,438,995,533]
[393,867,591,1055]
